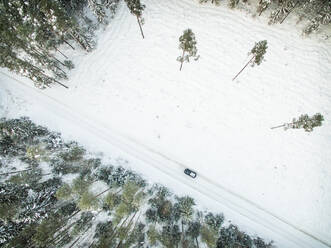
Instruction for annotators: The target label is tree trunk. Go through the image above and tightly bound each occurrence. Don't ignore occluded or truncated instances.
[136,15,145,39]
[108,214,131,242]
[35,44,67,67]
[55,47,68,59]
[181,220,185,246]
[88,241,94,248]
[126,212,141,239]
[180,50,185,71]
[52,77,69,89]
[0,168,32,176]
[195,237,199,248]
[116,241,123,248]
[62,39,75,50]
[270,124,286,129]
[69,31,88,51]
[49,53,66,67]
[95,188,111,198]
[232,56,255,81]
[280,1,299,24]
[68,235,81,248]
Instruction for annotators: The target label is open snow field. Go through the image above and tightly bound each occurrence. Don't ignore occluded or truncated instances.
[1,0,331,247]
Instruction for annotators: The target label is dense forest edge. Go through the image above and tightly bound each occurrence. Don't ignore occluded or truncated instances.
[0,117,274,248]
[0,0,330,89]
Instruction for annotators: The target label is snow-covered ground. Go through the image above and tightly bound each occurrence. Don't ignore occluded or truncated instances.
[1,0,331,247]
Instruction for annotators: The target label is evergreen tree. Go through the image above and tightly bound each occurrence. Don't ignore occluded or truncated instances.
[55,183,73,200]
[200,225,217,248]
[199,0,221,6]
[204,212,224,232]
[302,1,331,35]
[268,0,299,24]
[124,0,146,39]
[78,191,99,210]
[160,225,181,248]
[257,0,271,16]
[103,0,121,17]
[177,29,199,71]
[187,221,201,247]
[253,237,274,248]
[88,0,108,24]
[217,225,252,248]
[228,0,240,9]
[271,113,324,132]
[232,40,268,81]
[0,0,97,89]
[147,224,160,246]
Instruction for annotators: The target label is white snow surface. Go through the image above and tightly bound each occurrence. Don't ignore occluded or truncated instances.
[1,0,331,247]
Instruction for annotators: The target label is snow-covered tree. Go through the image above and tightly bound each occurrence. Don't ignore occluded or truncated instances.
[271,113,324,132]
[201,224,218,248]
[257,0,271,16]
[103,0,121,16]
[187,221,201,247]
[160,225,181,248]
[78,191,99,210]
[268,0,300,24]
[217,225,252,248]
[251,40,268,65]
[302,1,331,35]
[232,40,268,81]
[177,29,199,71]
[204,212,224,232]
[228,0,240,9]
[124,0,146,38]
[199,0,221,6]
[88,0,108,24]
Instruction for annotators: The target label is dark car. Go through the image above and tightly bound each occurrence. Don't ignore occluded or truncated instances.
[184,168,197,178]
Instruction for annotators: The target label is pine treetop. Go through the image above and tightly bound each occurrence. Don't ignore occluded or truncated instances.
[124,0,145,17]
[287,113,324,132]
[250,40,268,65]
[179,29,197,54]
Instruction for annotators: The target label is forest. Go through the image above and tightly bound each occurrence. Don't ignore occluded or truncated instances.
[0,117,274,247]
[0,0,330,88]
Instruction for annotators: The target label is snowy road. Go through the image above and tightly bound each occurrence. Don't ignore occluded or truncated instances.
[0,71,329,248]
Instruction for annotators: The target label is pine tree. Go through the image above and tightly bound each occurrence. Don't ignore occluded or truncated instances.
[257,0,271,16]
[232,40,268,81]
[88,0,108,24]
[302,1,331,35]
[187,221,201,247]
[228,0,240,9]
[200,225,217,248]
[103,0,121,17]
[199,0,221,6]
[124,0,146,39]
[268,0,299,25]
[78,192,99,210]
[271,113,324,132]
[177,29,199,71]
[0,0,99,89]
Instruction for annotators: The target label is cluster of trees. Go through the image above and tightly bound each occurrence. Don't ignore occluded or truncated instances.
[0,117,274,247]
[199,0,330,36]
[1,1,84,88]
[0,0,123,89]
